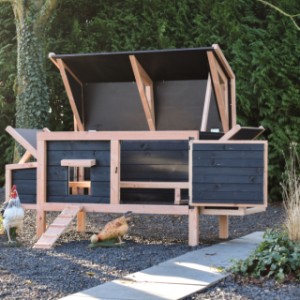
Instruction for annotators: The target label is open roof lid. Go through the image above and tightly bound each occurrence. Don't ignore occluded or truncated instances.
[50,47,214,83]
[50,45,235,132]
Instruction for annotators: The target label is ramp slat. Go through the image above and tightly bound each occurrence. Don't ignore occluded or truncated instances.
[33,206,82,249]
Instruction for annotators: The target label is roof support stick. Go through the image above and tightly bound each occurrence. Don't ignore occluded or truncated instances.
[129,55,156,131]
[56,59,84,131]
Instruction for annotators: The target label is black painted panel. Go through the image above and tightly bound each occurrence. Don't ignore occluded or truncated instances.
[193,143,264,151]
[47,195,109,204]
[12,168,36,204]
[48,141,110,151]
[121,141,189,151]
[84,82,148,131]
[121,165,188,181]
[47,181,68,196]
[193,183,263,192]
[192,174,263,184]
[90,167,110,182]
[11,180,36,195]
[90,182,110,197]
[193,167,263,176]
[121,189,174,204]
[192,142,265,205]
[155,80,206,130]
[193,158,263,168]
[229,128,264,140]
[47,166,68,181]
[121,150,188,165]
[12,169,36,180]
[19,195,36,204]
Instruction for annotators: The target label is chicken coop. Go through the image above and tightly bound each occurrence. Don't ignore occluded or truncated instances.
[5,45,268,249]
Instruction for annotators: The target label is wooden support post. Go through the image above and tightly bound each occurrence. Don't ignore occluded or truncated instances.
[36,137,47,238]
[200,74,212,132]
[77,211,86,233]
[188,206,199,246]
[110,140,120,204]
[218,215,229,239]
[129,55,155,131]
[5,166,12,202]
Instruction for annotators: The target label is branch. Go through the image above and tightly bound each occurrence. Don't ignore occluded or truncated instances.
[35,0,58,30]
[257,0,300,31]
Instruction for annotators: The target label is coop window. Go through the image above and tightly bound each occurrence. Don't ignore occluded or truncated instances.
[60,159,96,196]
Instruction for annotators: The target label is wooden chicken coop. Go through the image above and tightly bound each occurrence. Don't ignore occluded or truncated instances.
[5,45,268,249]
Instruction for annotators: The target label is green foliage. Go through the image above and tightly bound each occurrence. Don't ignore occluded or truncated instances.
[0,0,299,197]
[231,230,300,282]
[0,3,17,183]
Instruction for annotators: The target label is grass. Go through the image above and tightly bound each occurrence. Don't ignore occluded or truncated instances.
[281,143,300,242]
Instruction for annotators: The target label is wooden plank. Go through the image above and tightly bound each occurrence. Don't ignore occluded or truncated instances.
[33,205,82,249]
[6,126,38,158]
[69,181,91,189]
[200,74,212,131]
[36,138,47,238]
[19,150,32,164]
[207,52,229,132]
[212,44,235,79]
[120,181,189,189]
[38,130,199,142]
[43,203,189,215]
[110,140,120,204]
[56,59,84,131]
[61,159,96,167]
[193,150,263,160]
[130,55,155,131]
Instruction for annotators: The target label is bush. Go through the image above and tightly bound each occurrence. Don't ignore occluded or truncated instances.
[231,230,300,282]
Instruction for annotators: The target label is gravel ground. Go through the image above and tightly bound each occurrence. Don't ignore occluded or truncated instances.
[0,188,299,300]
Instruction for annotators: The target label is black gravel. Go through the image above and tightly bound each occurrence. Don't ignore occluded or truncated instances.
[1,188,299,300]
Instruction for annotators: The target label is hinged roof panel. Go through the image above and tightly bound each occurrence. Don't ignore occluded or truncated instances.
[51,47,214,83]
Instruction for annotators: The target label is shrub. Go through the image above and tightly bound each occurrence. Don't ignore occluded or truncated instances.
[231,230,300,282]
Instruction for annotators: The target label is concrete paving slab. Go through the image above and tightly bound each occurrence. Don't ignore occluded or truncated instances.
[60,232,264,300]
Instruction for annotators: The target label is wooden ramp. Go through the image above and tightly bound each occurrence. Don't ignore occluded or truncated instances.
[33,206,82,249]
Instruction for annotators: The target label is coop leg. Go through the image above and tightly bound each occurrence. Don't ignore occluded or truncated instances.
[218,215,229,239]
[188,206,199,247]
[36,209,46,238]
[77,211,86,233]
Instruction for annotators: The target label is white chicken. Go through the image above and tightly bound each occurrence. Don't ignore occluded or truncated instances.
[2,185,24,243]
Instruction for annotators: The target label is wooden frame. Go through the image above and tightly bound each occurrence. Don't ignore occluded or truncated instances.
[35,130,199,240]
[212,44,236,128]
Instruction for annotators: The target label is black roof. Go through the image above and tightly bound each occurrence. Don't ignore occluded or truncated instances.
[51,47,214,83]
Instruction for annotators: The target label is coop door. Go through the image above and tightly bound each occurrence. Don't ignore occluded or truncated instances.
[190,141,267,206]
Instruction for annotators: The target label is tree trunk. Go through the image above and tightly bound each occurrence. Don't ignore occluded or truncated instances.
[12,0,57,129]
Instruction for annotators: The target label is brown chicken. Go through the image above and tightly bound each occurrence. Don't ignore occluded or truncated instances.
[90,211,132,244]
